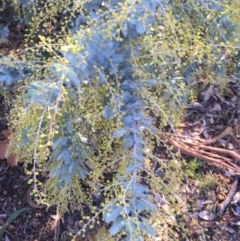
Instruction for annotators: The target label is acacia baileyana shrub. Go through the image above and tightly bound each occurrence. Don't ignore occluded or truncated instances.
[1,0,240,240]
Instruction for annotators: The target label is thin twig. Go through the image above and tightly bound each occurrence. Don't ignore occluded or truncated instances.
[53,212,61,241]
[218,175,239,216]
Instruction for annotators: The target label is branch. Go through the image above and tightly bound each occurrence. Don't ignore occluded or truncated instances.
[161,134,240,173]
[197,127,233,145]
[218,175,239,216]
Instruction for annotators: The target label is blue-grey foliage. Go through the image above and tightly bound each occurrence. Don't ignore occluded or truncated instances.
[0,25,9,44]
[0,65,24,86]
[25,0,163,238]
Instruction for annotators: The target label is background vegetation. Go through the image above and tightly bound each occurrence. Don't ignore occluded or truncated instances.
[0,0,240,240]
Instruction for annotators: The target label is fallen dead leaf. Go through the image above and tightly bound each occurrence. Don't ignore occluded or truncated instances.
[229,75,238,83]
[232,192,240,204]
[4,234,10,241]
[154,192,175,219]
[202,85,215,102]
[217,192,226,201]
[202,129,210,139]
[232,220,240,226]
[219,224,236,234]
[0,220,15,231]
[226,88,234,97]
[231,205,240,217]
[198,210,216,221]
[0,129,16,167]
[194,200,213,210]
[183,214,202,235]
[214,86,224,101]
[200,220,215,228]
[211,103,222,112]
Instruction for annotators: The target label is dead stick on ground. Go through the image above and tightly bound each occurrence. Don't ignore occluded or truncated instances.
[161,134,240,173]
[179,140,240,162]
[166,125,240,168]
[197,126,233,145]
[198,145,240,162]
[53,214,61,241]
[218,175,239,216]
